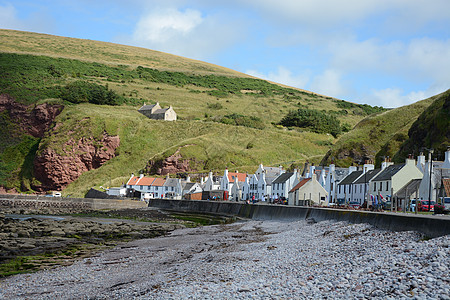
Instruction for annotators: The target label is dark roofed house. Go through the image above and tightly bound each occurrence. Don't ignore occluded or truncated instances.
[138,102,177,121]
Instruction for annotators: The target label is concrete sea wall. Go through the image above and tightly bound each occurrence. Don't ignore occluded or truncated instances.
[0,194,147,211]
[148,199,450,238]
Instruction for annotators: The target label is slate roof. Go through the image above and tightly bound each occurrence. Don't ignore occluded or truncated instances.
[289,178,311,193]
[153,108,169,114]
[183,182,196,190]
[354,169,381,184]
[334,168,349,181]
[164,178,179,187]
[394,179,422,198]
[138,104,158,111]
[272,172,294,184]
[339,171,363,185]
[372,164,404,181]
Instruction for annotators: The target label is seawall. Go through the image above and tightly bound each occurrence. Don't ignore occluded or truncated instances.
[148,199,450,238]
[0,194,147,211]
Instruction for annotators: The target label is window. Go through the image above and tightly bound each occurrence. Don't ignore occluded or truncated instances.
[380,182,382,191]
[386,182,389,191]
[373,182,376,191]
[165,186,168,191]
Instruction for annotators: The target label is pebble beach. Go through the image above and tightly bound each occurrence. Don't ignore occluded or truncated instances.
[1,219,449,299]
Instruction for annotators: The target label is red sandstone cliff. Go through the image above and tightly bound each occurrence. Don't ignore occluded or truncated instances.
[33,133,120,191]
[0,94,64,138]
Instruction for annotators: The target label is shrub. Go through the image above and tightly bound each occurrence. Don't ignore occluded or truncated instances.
[279,108,342,137]
[60,81,121,105]
[207,103,223,110]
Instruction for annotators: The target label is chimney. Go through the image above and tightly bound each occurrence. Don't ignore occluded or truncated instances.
[417,152,426,171]
[201,177,204,185]
[186,174,191,182]
[442,147,450,169]
[363,162,374,173]
[309,164,316,179]
[139,174,144,178]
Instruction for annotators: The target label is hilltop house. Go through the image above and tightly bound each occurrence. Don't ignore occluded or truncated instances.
[138,102,177,121]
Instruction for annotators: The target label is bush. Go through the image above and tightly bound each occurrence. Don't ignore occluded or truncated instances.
[279,108,342,137]
[220,113,265,130]
[60,81,121,105]
[207,103,223,110]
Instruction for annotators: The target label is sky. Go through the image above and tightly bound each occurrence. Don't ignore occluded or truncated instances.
[0,0,449,108]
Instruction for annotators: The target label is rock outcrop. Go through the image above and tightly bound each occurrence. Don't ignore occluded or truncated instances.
[145,145,198,175]
[0,94,64,138]
[33,133,120,191]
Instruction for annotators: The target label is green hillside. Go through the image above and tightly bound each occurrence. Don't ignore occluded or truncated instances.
[320,93,444,167]
[394,90,450,161]
[0,29,387,196]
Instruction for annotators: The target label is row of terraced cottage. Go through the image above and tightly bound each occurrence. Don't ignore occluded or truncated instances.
[106,149,450,208]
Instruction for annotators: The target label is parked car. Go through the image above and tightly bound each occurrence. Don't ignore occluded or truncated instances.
[409,199,417,212]
[418,200,435,212]
[443,197,450,211]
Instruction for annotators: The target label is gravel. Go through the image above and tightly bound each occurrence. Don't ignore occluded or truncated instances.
[0,219,449,299]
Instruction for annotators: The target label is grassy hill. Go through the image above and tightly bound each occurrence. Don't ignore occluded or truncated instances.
[0,29,387,196]
[319,92,446,167]
[394,89,450,161]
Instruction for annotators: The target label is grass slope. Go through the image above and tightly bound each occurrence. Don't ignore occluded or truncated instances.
[320,95,438,167]
[394,90,450,161]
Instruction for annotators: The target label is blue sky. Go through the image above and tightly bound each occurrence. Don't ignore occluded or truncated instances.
[1,0,449,108]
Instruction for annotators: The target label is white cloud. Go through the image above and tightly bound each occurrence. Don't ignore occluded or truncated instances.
[310,69,346,98]
[246,66,309,89]
[133,8,203,44]
[243,0,450,29]
[366,88,430,108]
[0,3,23,29]
[129,7,244,60]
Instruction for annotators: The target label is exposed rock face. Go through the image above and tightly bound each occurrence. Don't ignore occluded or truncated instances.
[33,134,120,191]
[0,94,64,138]
[145,146,196,175]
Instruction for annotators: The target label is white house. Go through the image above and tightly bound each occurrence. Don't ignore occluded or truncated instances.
[336,166,359,204]
[288,174,328,206]
[419,148,450,201]
[271,170,299,200]
[220,169,246,199]
[138,102,177,121]
[370,158,423,203]
[352,168,380,205]
[203,171,220,191]
[182,182,203,196]
[164,176,183,199]
[324,164,350,204]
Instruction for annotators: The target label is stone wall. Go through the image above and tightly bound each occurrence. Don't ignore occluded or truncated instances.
[0,194,147,211]
[148,199,450,238]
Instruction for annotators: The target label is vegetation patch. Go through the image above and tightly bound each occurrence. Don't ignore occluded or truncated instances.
[279,108,344,137]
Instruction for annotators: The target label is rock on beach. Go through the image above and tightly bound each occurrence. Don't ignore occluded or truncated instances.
[0,220,449,299]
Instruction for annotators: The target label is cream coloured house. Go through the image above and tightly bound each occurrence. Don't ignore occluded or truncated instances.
[138,102,177,121]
